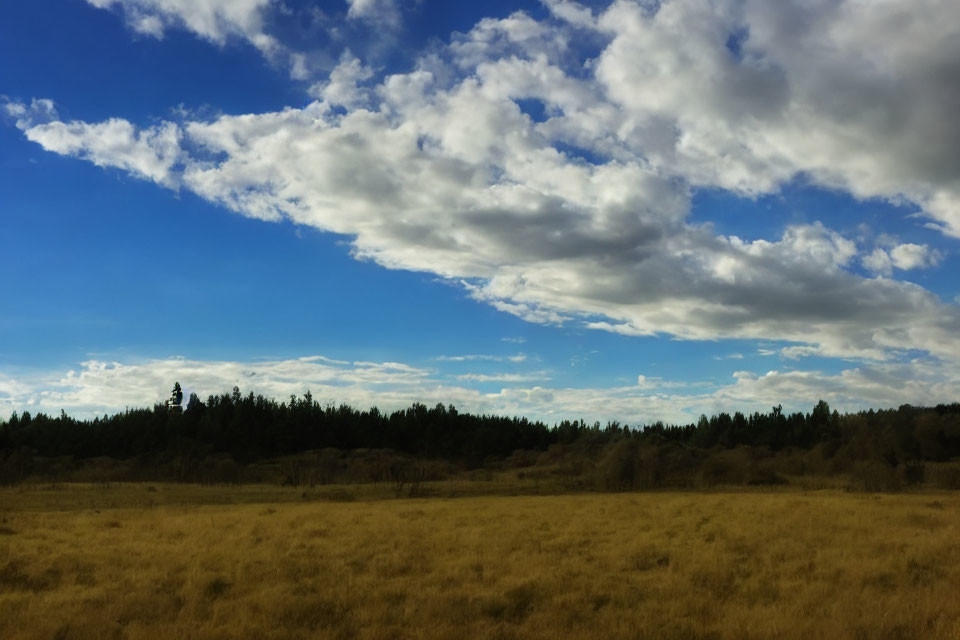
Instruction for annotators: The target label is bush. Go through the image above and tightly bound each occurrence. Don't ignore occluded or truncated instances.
[595,439,642,491]
[0,449,34,486]
[744,464,788,486]
[930,464,960,490]
[902,459,925,486]
[852,461,903,492]
[209,458,243,484]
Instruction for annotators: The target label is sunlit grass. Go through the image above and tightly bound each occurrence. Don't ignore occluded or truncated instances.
[1,485,959,639]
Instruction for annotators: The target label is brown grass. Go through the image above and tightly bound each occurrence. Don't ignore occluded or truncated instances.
[1,484,959,639]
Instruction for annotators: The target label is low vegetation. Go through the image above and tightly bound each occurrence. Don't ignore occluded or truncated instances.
[1,485,959,639]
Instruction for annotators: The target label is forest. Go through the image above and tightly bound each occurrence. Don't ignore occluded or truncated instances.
[2,384,960,490]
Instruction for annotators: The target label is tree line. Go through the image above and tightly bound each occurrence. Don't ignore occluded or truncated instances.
[1,385,959,486]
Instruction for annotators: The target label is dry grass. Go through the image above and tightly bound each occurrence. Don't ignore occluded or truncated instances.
[1,484,959,639]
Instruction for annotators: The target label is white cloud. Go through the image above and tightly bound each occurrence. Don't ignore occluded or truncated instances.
[542,0,597,29]
[4,97,58,127]
[308,51,375,108]
[705,361,960,418]
[82,0,364,81]
[635,374,663,390]
[4,355,959,426]
[345,0,401,28]
[78,0,960,234]
[86,0,280,54]
[15,1,960,366]
[20,116,182,187]
[890,243,942,271]
[863,243,942,275]
[0,356,431,419]
[455,371,550,383]
[593,0,960,238]
[289,53,310,81]
[779,346,823,360]
[436,354,527,363]
[863,248,894,276]
[636,375,688,391]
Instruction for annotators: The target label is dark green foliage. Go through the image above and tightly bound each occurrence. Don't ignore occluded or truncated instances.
[0,394,555,466]
[1,394,959,487]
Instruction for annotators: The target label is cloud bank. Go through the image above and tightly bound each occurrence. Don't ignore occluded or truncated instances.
[3,355,959,426]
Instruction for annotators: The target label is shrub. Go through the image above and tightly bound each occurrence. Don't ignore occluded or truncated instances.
[902,459,925,486]
[930,464,960,490]
[595,439,642,491]
[0,448,34,485]
[852,460,902,492]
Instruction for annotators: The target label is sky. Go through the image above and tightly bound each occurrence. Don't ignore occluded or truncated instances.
[2,0,960,425]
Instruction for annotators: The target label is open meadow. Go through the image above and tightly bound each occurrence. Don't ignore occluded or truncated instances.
[1,484,959,639]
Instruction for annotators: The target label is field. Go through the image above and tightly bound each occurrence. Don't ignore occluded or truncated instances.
[1,484,959,639]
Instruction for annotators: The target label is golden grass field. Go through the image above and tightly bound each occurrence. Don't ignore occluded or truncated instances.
[1,483,959,639]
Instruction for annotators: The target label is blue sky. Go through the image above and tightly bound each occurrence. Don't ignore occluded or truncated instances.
[2,0,960,423]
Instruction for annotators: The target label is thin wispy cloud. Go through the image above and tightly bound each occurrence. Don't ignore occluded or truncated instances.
[455,371,550,383]
[436,354,527,363]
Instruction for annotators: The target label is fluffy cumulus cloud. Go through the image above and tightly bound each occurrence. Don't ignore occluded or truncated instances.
[890,243,942,271]
[6,99,179,186]
[21,118,182,187]
[3,355,960,425]
[13,0,960,367]
[592,0,960,236]
[86,0,280,54]
[308,51,375,107]
[863,242,943,276]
